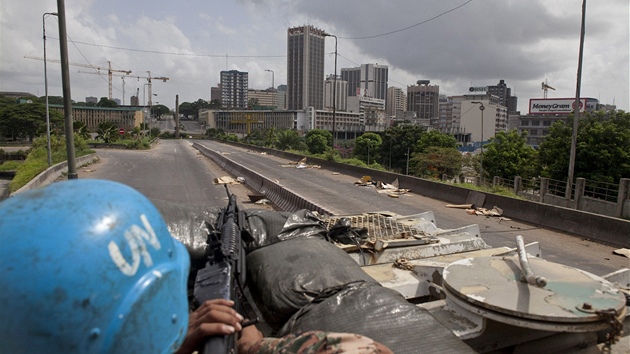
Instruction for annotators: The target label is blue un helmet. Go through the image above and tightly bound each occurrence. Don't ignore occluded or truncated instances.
[0,179,190,353]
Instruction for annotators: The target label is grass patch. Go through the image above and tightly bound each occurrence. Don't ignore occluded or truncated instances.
[9,134,94,192]
[0,161,24,171]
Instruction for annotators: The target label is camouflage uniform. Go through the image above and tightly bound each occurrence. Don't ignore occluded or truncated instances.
[243,331,393,354]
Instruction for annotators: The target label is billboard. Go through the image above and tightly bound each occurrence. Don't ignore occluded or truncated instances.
[529,98,587,114]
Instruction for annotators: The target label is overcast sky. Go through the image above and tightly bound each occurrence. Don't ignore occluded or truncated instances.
[1,0,628,113]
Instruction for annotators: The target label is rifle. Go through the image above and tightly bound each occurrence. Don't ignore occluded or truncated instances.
[193,184,257,354]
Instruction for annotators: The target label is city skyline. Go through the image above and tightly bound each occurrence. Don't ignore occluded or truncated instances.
[1,0,627,113]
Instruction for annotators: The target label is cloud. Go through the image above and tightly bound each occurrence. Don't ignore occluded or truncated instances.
[1,0,627,112]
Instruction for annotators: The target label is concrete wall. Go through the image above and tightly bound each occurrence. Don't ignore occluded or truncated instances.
[11,154,99,196]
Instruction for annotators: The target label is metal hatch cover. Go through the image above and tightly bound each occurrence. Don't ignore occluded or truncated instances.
[442,256,626,325]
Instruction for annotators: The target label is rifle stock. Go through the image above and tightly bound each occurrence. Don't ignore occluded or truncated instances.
[193,184,253,354]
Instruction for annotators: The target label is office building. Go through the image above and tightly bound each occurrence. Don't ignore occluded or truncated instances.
[407,80,439,125]
[210,85,221,103]
[341,64,388,101]
[287,25,326,110]
[386,86,407,117]
[487,79,518,113]
[324,75,348,112]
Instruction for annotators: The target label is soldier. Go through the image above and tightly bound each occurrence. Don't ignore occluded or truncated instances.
[0,179,391,354]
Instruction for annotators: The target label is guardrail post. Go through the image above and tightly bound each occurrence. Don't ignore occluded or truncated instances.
[493,176,500,187]
[475,176,481,187]
[540,178,549,203]
[574,178,586,210]
[616,178,629,218]
[514,176,522,195]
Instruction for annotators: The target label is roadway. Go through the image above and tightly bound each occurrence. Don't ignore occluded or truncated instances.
[63,139,630,278]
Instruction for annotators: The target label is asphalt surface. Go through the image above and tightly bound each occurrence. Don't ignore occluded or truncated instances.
[48,138,629,277]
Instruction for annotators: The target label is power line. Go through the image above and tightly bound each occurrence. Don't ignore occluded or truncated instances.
[47,36,285,58]
[342,0,474,40]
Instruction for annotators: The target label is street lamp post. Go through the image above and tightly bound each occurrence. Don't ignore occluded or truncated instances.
[366,139,370,165]
[471,101,485,180]
[265,69,274,109]
[43,12,58,167]
[324,33,337,147]
[406,147,410,175]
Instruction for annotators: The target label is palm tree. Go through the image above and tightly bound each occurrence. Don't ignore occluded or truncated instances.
[95,121,117,143]
[275,129,305,151]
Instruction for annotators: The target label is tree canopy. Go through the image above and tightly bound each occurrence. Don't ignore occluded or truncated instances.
[538,111,630,183]
[378,124,426,172]
[483,130,538,180]
[97,97,118,107]
[415,130,457,153]
[0,96,63,141]
[305,129,332,154]
[354,133,382,165]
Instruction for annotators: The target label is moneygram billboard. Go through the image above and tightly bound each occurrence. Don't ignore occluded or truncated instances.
[529,98,586,114]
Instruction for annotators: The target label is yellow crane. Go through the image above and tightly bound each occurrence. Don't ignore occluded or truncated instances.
[24,55,131,100]
[77,71,168,108]
[541,79,556,99]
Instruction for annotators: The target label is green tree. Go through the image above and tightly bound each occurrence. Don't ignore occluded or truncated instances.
[354,133,382,165]
[95,121,118,143]
[206,128,226,139]
[73,121,91,140]
[178,102,195,119]
[0,98,62,141]
[275,129,305,151]
[415,130,457,152]
[97,97,118,108]
[412,146,463,178]
[305,129,332,154]
[538,111,630,183]
[209,99,221,109]
[483,130,538,180]
[151,104,170,118]
[378,124,426,173]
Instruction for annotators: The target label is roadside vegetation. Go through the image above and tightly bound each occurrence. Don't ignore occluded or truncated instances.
[207,110,630,199]
[9,134,94,192]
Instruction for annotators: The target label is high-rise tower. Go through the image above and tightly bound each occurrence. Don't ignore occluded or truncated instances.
[287,25,326,110]
[341,64,388,101]
[220,70,248,109]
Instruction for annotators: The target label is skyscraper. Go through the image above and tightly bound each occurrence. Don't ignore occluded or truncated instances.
[407,80,440,125]
[487,79,518,113]
[386,86,406,117]
[287,25,326,110]
[220,70,248,109]
[341,64,388,101]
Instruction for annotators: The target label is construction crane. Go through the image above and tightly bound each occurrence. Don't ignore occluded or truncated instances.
[78,70,168,107]
[541,79,555,99]
[24,55,131,100]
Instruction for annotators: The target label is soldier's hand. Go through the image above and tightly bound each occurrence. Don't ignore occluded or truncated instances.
[176,299,244,354]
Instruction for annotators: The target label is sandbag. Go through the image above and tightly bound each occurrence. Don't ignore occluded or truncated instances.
[246,237,376,331]
[245,209,328,250]
[278,281,474,354]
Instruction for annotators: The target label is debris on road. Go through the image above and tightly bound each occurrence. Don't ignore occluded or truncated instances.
[213,176,240,184]
[355,177,410,197]
[454,204,505,217]
[282,157,321,169]
[446,203,474,209]
[613,248,630,258]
